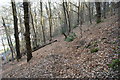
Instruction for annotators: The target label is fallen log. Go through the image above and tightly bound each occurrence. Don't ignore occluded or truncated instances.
[32,40,57,52]
[21,40,57,56]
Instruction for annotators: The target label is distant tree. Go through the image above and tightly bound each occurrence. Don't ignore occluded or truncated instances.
[1,37,6,54]
[17,6,26,53]
[45,2,53,41]
[88,2,92,24]
[110,2,116,15]
[23,1,32,62]
[84,2,92,24]
[103,2,106,18]
[79,3,84,38]
[2,17,15,61]
[48,2,52,41]
[63,1,71,35]
[29,3,38,48]
[95,2,101,23]
[78,1,80,25]
[11,0,21,61]
[40,1,46,44]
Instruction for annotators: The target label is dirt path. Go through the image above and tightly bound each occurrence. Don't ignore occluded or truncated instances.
[1,15,119,78]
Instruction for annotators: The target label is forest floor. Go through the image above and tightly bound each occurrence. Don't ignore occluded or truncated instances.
[1,15,119,79]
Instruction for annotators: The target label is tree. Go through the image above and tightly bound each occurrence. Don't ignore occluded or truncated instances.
[23,1,32,62]
[103,2,106,18]
[64,1,71,34]
[11,0,21,60]
[1,37,6,55]
[17,5,26,53]
[110,2,116,15]
[78,1,80,25]
[88,2,92,24]
[2,17,15,61]
[45,2,52,41]
[69,2,79,25]
[40,1,46,44]
[95,2,101,23]
[79,3,84,38]
[29,3,38,48]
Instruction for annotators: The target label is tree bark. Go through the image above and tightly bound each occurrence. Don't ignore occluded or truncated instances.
[18,8,25,53]
[66,2,71,33]
[103,2,106,18]
[48,2,52,41]
[88,2,92,24]
[63,1,71,34]
[65,2,71,33]
[11,0,21,60]
[95,2,101,23]
[79,3,83,38]
[2,17,15,61]
[23,1,32,62]
[40,1,46,44]
[29,3,38,48]
[78,1,80,25]
[1,38,6,55]
[63,2,68,29]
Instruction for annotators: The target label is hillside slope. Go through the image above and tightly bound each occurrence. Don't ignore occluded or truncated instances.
[1,15,119,78]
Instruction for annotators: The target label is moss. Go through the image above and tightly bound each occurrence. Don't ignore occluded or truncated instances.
[92,41,98,47]
[112,41,116,44]
[65,36,74,42]
[108,59,120,71]
[118,36,120,38]
[85,41,98,49]
[97,19,101,24]
[90,48,99,53]
[65,33,77,42]
[85,43,91,48]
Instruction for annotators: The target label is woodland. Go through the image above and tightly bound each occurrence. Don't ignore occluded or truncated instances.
[0,0,120,79]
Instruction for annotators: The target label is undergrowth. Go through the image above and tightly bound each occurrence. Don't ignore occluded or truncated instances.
[90,48,99,53]
[65,33,77,42]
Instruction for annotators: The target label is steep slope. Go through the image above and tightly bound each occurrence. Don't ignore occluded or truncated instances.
[1,15,119,78]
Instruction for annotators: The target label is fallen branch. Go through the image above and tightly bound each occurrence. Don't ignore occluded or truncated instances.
[21,40,57,56]
[32,40,57,52]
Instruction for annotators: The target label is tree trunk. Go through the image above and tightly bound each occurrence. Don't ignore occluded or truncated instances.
[48,2,52,41]
[1,38,6,55]
[88,2,92,24]
[1,37,7,61]
[64,2,71,33]
[2,17,15,61]
[91,3,94,19]
[40,1,46,44]
[78,1,80,25]
[23,1,32,62]
[18,8,25,53]
[95,2,101,23]
[63,2,68,30]
[106,2,109,13]
[111,2,115,15]
[29,3,38,48]
[82,3,85,23]
[103,2,106,18]
[79,3,83,38]
[62,1,71,36]
[11,0,21,60]
[66,2,71,33]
